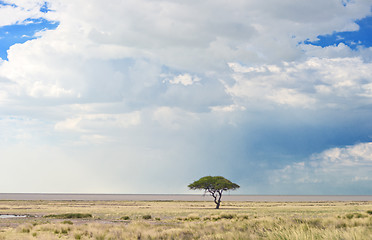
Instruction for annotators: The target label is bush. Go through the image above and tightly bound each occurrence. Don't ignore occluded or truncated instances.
[220,213,235,219]
[211,215,221,221]
[62,220,73,225]
[345,213,354,219]
[120,216,130,220]
[74,233,82,240]
[345,213,367,219]
[367,210,372,215]
[353,213,365,218]
[142,214,152,220]
[44,213,92,219]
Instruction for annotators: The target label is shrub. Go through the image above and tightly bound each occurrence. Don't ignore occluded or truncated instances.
[142,214,152,220]
[187,214,200,221]
[220,213,235,219]
[44,213,92,219]
[120,216,130,220]
[367,210,372,215]
[353,213,365,218]
[211,215,221,221]
[62,220,73,225]
[74,233,82,240]
[345,213,354,219]
[345,213,367,219]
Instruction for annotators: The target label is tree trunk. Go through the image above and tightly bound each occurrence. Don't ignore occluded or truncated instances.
[215,190,222,209]
[208,189,223,209]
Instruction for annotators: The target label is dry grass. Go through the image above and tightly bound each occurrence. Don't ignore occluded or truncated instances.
[0,200,371,239]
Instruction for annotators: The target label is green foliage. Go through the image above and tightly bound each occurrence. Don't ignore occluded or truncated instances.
[188,176,240,209]
[367,210,372,215]
[120,216,130,220]
[188,176,240,191]
[220,213,235,219]
[21,228,30,233]
[345,212,367,219]
[44,213,92,219]
[142,214,152,220]
[62,220,73,225]
[74,233,82,240]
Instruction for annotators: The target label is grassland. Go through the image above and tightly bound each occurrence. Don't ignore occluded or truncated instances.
[0,200,371,239]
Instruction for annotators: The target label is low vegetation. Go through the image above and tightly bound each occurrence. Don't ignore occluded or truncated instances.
[0,200,371,239]
[44,213,93,219]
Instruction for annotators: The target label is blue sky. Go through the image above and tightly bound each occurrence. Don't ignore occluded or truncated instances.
[0,18,58,60]
[0,0,372,194]
[305,16,372,50]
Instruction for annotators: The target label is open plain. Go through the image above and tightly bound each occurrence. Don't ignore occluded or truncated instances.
[0,199,371,239]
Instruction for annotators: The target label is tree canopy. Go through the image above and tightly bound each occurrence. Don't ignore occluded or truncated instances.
[188,176,240,209]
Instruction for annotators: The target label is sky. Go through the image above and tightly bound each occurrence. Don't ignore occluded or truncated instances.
[0,0,372,195]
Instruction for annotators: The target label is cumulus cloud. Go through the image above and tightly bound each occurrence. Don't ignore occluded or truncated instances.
[226,57,372,110]
[168,74,200,86]
[0,0,55,27]
[271,142,372,194]
[0,0,372,193]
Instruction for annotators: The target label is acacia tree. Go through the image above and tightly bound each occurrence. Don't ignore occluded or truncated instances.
[188,176,240,209]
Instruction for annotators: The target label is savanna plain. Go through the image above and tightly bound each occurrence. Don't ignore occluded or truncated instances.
[0,200,371,239]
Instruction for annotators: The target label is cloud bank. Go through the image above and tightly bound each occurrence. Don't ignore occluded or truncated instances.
[0,0,371,194]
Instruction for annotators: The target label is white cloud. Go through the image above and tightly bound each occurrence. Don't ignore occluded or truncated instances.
[226,57,372,109]
[1,0,372,193]
[210,104,246,113]
[55,112,141,133]
[271,142,372,187]
[267,88,316,108]
[169,74,200,86]
[0,0,52,27]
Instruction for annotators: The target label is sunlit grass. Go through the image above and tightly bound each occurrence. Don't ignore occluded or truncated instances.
[0,200,371,239]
